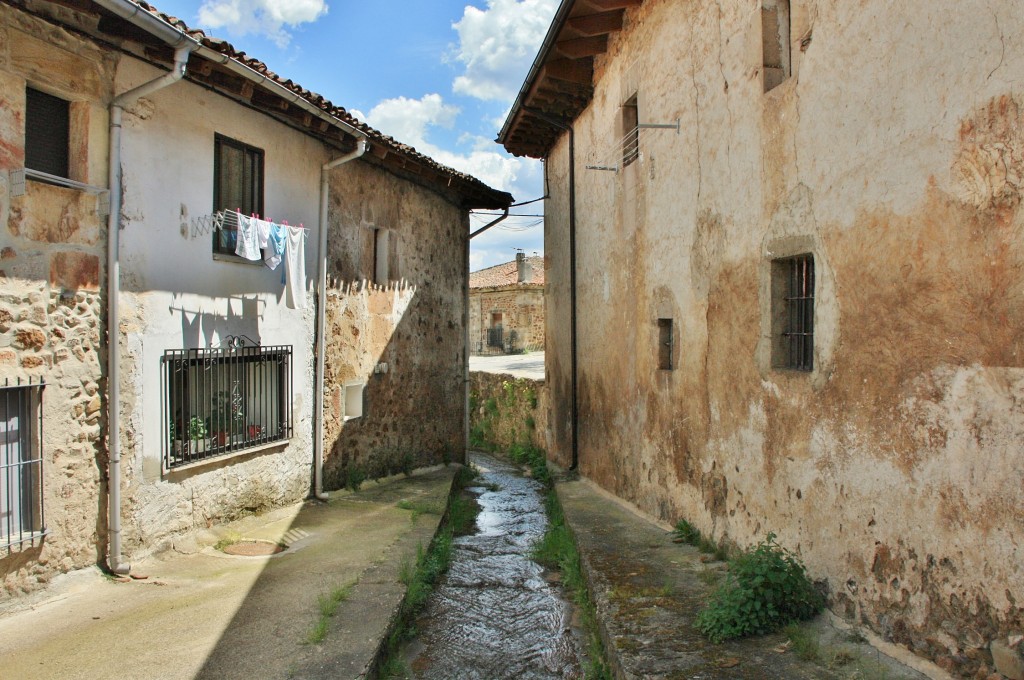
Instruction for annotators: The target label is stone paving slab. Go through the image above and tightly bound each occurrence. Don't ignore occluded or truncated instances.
[0,466,457,680]
[555,475,942,680]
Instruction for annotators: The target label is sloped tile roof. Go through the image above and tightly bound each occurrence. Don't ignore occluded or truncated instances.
[470,256,545,288]
[122,1,511,208]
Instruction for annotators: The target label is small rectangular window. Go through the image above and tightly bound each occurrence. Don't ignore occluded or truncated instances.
[25,87,70,179]
[343,382,365,420]
[771,254,814,371]
[163,345,292,469]
[658,318,673,370]
[1,379,45,549]
[762,0,791,92]
[373,228,390,284]
[213,135,265,257]
[622,94,639,166]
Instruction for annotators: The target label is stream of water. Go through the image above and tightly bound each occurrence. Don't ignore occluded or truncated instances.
[401,452,584,679]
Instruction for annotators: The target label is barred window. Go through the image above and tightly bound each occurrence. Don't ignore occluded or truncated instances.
[213,134,264,257]
[657,318,673,370]
[771,254,814,371]
[1,379,45,549]
[163,345,292,470]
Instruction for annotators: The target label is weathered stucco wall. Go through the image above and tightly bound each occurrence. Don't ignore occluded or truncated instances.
[0,5,111,594]
[543,0,1024,673]
[468,286,545,355]
[321,159,468,487]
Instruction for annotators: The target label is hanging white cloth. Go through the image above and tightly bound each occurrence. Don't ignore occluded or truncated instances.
[234,213,261,261]
[285,225,306,309]
[256,218,272,249]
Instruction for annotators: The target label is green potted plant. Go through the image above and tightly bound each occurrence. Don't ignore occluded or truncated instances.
[187,415,208,454]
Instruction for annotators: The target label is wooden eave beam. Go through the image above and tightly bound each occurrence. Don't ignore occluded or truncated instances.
[579,0,643,10]
[541,59,593,86]
[566,10,624,36]
[554,35,608,59]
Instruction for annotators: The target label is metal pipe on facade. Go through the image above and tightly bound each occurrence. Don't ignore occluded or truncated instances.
[313,138,368,501]
[525,108,578,470]
[105,41,197,575]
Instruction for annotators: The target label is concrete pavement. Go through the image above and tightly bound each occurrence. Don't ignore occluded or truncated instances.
[555,473,947,680]
[0,465,457,680]
[468,350,545,380]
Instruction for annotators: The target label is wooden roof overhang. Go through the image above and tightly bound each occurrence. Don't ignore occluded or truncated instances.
[498,0,643,159]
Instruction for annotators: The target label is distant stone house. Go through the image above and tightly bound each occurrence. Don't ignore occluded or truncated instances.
[469,252,545,355]
[0,0,509,594]
[501,0,1024,675]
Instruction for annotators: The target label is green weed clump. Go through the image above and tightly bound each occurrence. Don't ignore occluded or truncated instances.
[672,518,728,561]
[533,491,611,680]
[306,580,356,644]
[508,441,550,486]
[696,533,824,643]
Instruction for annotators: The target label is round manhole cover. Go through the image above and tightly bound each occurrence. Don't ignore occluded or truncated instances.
[222,540,285,556]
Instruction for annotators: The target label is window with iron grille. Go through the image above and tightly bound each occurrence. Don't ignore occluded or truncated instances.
[657,318,673,370]
[25,87,70,179]
[163,345,292,469]
[622,94,639,167]
[212,134,265,257]
[771,254,815,371]
[1,378,45,550]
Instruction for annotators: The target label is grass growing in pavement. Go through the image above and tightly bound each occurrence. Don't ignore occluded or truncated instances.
[671,518,728,561]
[533,490,612,680]
[305,580,357,644]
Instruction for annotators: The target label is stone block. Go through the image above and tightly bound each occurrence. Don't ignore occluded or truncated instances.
[12,326,45,350]
[9,28,103,100]
[0,348,15,366]
[21,354,44,369]
[992,639,1024,680]
[11,183,101,246]
[1,246,13,260]
[50,251,100,291]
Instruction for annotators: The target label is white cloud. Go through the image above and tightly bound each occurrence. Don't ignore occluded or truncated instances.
[450,0,558,102]
[359,94,460,151]
[198,0,329,48]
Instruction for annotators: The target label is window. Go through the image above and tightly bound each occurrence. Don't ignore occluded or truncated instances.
[343,382,365,420]
[622,94,639,166]
[657,318,673,370]
[1,379,45,549]
[25,87,70,179]
[488,312,504,349]
[373,228,390,284]
[771,254,814,371]
[213,135,265,256]
[762,0,791,92]
[163,345,292,469]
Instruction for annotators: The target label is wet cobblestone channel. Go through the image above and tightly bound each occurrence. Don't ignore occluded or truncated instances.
[400,452,584,679]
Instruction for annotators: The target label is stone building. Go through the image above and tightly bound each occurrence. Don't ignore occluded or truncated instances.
[0,0,509,594]
[500,0,1024,674]
[469,252,545,354]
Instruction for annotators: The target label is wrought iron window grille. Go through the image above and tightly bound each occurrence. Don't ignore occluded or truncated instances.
[1,377,46,550]
[779,254,815,371]
[162,344,292,470]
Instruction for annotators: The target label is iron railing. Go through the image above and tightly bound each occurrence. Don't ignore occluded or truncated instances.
[162,345,292,469]
[1,378,45,550]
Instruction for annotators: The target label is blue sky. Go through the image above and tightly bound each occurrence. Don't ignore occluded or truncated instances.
[150,0,556,270]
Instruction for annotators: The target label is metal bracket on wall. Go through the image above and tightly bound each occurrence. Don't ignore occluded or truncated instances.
[9,167,111,216]
[585,118,680,173]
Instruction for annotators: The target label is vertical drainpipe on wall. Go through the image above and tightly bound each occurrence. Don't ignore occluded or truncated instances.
[468,209,511,455]
[105,40,198,574]
[313,138,368,500]
[527,108,578,470]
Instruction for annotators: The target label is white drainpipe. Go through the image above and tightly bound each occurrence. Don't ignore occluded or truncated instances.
[313,138,368,500]
[105,43,197,574]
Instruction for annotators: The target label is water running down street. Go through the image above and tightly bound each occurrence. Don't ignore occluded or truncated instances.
[401,452,584,679]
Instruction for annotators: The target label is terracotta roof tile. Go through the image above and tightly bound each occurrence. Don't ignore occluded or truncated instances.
[470,256,545,288]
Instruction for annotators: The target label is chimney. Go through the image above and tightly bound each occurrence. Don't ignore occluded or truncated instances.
[516,251,531,284]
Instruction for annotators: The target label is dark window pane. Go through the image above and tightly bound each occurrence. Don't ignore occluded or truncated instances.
[25,88,69,178]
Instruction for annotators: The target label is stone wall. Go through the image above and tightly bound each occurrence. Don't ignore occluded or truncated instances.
[0,4,110,595]
[468,286,545,355]
[541,0,1024,674]
[322,159,468,487]
[468,372,548,454]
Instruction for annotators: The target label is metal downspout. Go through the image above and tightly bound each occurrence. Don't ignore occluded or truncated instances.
[526,109,578,470]
[466,209,510,455]
[313,138,368,500]
[106,43,197,575]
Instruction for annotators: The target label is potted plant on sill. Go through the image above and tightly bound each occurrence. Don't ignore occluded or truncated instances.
[187,416,209,454]
[211,389,246,447]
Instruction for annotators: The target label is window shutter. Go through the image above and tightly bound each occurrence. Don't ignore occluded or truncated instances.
[25,88,70,178]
